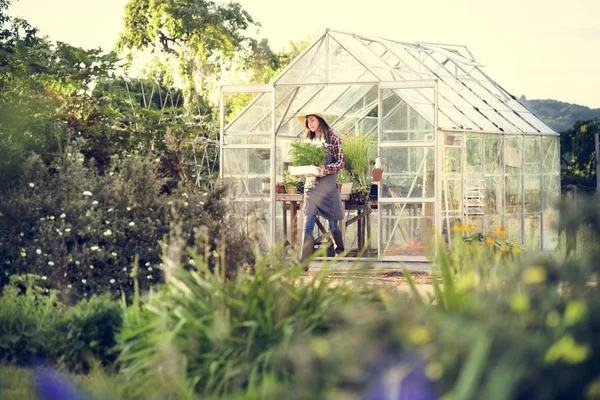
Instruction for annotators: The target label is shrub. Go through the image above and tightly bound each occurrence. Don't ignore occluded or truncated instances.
[0,275,63,366]
[116,252,366,399]
[0,151,255,299]
[52,294,123,373]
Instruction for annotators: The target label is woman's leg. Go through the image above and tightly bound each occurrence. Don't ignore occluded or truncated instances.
[329,219,345,254]
[304,214,316,236]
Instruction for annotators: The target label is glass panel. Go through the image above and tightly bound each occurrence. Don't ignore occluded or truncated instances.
[277,37,326,84]
[225,92,272,135]
[381,147,434,199]
[444,133,462,174]
[230,200,271,250]
[222,149,270,198]
[330,32,391,79]
[276,85,325,136]
[466,134,483,175]
[524,136,541,174]
[484,215,503,236]
[381,89,434,142]
[524,214,541,249]
[504,214,522,243]
[484,135,503,216]
[329,36,378,83]
[542,136,560,174]
[505,137,522,215]
[524,175,541,213]
[485,135,503,175]
[381,203,434,257]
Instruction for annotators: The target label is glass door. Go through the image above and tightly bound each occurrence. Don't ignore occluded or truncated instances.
[377,81,439,261]
[220,84,275,250]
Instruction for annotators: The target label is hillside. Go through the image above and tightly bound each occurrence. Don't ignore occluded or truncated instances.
[519,97,600,133]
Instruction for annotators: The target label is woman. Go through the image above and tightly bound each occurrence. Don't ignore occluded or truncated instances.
[295,112,345,267]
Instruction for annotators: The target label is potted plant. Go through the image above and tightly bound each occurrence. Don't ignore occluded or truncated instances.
[288,139,328,189]
[342,134,376,190]
[337,170,353,194]
[282,171,298,194]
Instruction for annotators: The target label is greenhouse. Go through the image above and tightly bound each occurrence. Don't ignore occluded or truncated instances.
[219,29,560,262]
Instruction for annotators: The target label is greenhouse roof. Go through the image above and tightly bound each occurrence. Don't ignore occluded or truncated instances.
[226,29,556,138]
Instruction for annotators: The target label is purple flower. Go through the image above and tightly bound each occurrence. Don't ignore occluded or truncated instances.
[34,368,91,400]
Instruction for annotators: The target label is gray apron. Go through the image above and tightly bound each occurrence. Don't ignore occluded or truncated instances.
[303,135,344,221]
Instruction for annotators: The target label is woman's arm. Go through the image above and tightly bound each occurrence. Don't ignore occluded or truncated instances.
[324,134,344,175]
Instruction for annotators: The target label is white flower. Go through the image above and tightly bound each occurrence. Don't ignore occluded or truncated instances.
[145,262,150,266]
[109,171,114,176]
[20,252,26,257]
[83,191,93,196]
[199,201,205,206]
[188,259,196,266]
[42,276,47,280]
[182,193,188,198]
[40,217,46,221]
[67,284,72,289]
[167,201,173,205]
[75,261,80,265]
[126,207,131,211]
[110,279,115,284]
[107,208,113,212]
[184,202,189,207]
[89,265,94,269]
[129,221,135,227]
[49,216,55,220]
[147,267,153,271]
[123,267,127,271]
[48,261,54,266]
[36,249,42,254]
[92,200,98,205]
[105,220,111,225]
[202,192,208,196]
[103,229,112,236]
[60,213,66,219]
[91,245,99,251]
[65,228,71,233]
[81,279,87,284]
[111,252,117,257]
[29,182,35,188]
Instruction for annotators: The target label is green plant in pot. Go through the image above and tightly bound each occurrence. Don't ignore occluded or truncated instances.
[337,170,354,194]
[342,134,376,202]
[342,134,376,190]
[282,171,298,194]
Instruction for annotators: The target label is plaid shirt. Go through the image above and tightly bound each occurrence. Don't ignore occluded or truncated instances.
[324,131,344,175]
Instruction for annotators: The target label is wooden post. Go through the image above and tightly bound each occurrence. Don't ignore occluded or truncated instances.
[565,185,578,257]
[595,132,599,195]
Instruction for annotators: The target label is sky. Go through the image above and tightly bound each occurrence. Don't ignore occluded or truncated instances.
[9,0,600,108]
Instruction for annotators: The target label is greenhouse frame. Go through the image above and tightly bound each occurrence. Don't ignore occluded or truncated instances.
[219,29,560,262]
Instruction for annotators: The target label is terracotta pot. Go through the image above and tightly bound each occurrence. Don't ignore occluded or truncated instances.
[372,168,383,182]
[276,184,285,194]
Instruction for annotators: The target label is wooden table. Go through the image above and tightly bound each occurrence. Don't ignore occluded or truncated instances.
[276,193,349,247]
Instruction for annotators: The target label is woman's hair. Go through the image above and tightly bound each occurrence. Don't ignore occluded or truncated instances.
[302,115,332,141]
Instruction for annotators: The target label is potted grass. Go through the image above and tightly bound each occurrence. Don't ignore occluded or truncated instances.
[337,170,353,194]
[342,133,376,203]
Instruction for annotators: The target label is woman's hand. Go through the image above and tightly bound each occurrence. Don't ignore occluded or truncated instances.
[317,166,325,177]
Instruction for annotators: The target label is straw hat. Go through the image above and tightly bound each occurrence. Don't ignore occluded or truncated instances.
[296,112,327,128]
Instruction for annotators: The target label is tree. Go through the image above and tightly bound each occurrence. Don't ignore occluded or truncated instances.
[560,119,600,191]
[117,0,259,113]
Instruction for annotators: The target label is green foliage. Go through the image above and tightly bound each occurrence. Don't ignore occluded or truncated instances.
[0,274,122,373]
[0,275,63,365]
[116,254,361,398]
[118,0,259,107]
[52,294,122,373]
[523,98,600,133]
[281,171,297,188]
[341,133,376,189]
[560,119,599,190]
[289,141,327,167]
[0,151,253,299]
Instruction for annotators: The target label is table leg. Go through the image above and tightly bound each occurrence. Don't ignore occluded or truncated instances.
[366,208,372,257]
[290,201,297,247]
[358,210,364,250]
[283,203,288,243]
[341,200,346,238]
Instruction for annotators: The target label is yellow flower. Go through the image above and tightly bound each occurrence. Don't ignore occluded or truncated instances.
[425,362,444,381]
[408,326,433,345]
[512,246,522,254]
[510,293,529,312]
[452,222,464,232]
[494,226,507,239]
[500,245,510,253]
[485,236,495,245]
[462,224,473,233]
[522,266,547,285]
